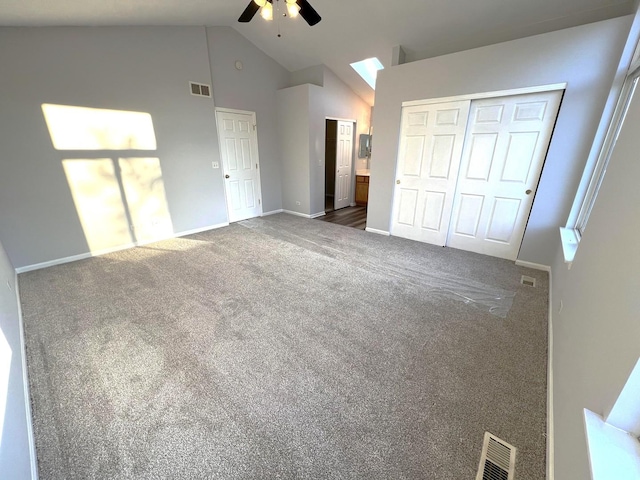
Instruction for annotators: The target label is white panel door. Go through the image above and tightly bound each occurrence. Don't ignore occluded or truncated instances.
[334,121,354,210]
[216,109,263,223]
[447,91,563,259]
[391,101,471,245]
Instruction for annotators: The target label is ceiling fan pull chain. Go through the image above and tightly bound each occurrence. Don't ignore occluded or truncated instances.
[276,0,282,37]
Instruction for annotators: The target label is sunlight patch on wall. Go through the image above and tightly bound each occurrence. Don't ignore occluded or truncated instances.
[42,104,157,150]
[63,159,133,252]
[44,103,176,255]
[0,324,12,451]
[119,158,174,243]
[63,158,174,253]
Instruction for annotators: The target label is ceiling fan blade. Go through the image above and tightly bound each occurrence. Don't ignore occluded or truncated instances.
[238,1,260,22]
[297,0,321,26]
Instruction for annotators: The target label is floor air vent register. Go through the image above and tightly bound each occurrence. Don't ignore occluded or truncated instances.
[520,275,536,287]
[476,432,517,480]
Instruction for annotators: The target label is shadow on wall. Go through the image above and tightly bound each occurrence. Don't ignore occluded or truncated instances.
[42,104,174,253]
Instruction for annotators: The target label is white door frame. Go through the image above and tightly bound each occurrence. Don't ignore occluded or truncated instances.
[390,84,566,258]
[215,107,263,222]
[401,83,567,108]
[326,117,357,207]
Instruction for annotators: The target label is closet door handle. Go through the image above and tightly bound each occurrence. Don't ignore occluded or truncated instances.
[225,174,230,179]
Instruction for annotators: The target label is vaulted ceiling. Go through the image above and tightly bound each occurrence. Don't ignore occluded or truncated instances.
[0,0,634,104]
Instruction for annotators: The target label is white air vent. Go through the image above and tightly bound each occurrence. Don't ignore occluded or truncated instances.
[476,432,517,480]
[189,81,212,98]
[520,275,536,287]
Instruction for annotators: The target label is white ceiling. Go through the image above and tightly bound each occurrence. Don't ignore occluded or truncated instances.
[0,0,634,104]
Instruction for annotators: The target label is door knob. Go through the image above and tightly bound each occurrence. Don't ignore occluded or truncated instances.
[396,180,401,184]
[525,189,532,195]
[225,174,230,179]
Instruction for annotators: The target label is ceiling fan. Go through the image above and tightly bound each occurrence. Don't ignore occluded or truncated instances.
[238,0,322,27]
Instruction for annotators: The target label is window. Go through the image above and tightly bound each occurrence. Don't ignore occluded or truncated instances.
[350,57,384,90]
[575,70,639,237]
[583,357,640,480]
[561,34,640,264]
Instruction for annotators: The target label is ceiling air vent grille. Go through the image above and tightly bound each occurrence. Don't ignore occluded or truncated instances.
[189,81,212,98]
[476,432,517,480]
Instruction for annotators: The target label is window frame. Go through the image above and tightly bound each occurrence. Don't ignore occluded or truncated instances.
[574,64,640,238]
[562,25,640,265]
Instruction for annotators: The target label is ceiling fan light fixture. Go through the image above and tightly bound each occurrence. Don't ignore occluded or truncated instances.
[286,3,300,18]
[260,2,273,20]
[238,0,320,27]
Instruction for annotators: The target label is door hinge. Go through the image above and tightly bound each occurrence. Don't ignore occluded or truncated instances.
[256,163,259,169]
[258,199,261,205]
[253,124,257,131]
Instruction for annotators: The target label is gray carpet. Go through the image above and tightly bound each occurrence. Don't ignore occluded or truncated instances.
[20,213,549,479]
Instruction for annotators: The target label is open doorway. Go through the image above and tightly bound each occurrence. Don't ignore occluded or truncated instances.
[324,119,337,212]
[324,119,354,212]
[320,118,366,229]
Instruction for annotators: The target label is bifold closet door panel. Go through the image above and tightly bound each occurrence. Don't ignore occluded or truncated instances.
[446,90,563,260]
[391,100,471,245]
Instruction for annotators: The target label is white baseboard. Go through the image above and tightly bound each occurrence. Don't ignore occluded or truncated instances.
[14,273,39,479]
[365,227,390,236]
[16,243,137,273]
[15,222,229,273]
[547,268,555,480]
[282,210,325,219]
[350,202,357,207]
[515,259,552,272]
[174,223,229,238]
[262,209,284,216]
[282,210,313,218]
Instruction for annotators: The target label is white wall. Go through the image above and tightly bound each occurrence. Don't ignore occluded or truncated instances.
[0,27,225,269]
[0,26,372,268]
[290,65,324,88]
[206,27,290,214]
[282,66,372,217]
[0,240,34,479]
[368,16,632,266]
[309,85,326,215]
[277,85,312,214]
[550,66,640,480]
[277,66,371,216]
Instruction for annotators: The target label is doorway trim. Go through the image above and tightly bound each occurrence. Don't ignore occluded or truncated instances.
[325,117,357,211]
[401,83,567,108]
[326,116,357,122]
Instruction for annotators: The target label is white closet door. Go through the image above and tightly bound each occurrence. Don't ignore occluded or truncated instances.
[447,90,563,260]
[391,100,471,245]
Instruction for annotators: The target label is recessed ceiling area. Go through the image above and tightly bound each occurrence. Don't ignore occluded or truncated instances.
[0,0,634,104]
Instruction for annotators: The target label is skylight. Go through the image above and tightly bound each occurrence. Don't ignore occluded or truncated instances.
[350,57,384,90]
